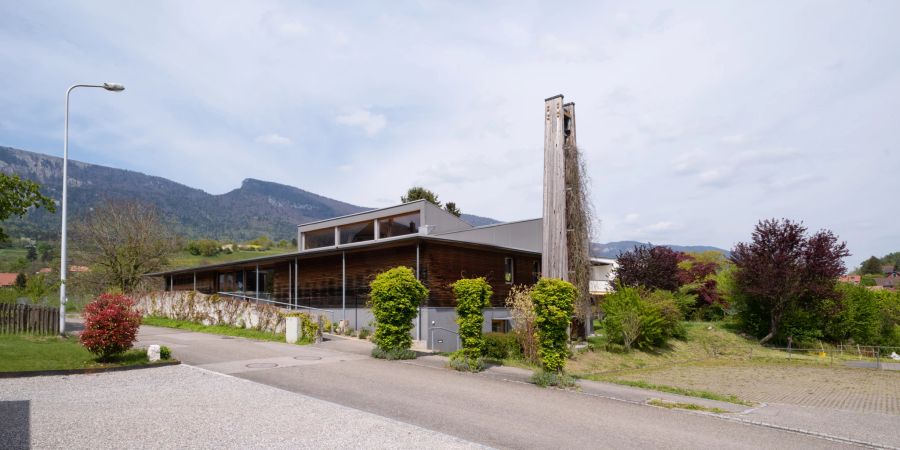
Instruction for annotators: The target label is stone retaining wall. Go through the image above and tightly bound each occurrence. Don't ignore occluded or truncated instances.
[134,291,286,334]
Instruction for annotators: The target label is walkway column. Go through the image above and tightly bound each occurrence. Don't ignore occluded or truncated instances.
[341,251,346,322]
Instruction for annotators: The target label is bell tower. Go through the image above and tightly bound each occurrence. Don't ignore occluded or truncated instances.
[542,94,577,280]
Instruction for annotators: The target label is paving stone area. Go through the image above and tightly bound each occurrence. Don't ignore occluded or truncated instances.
[616,361,900,415]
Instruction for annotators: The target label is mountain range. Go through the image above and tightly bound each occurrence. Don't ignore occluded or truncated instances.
[1,146,729,256]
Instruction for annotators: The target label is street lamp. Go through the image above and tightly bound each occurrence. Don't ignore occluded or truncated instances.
[59,83,125,335]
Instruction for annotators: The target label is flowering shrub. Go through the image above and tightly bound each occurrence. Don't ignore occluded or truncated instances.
[80,294,143,360]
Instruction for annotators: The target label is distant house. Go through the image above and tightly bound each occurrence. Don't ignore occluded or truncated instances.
[589,258,617,296]
[839,275,861,285]
[0,273,19,288]
[874,275,897,290]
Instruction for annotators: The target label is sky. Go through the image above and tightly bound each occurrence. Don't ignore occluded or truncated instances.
[0,1,897,268]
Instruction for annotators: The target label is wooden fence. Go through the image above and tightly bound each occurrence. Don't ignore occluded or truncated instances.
[0,303,60,335]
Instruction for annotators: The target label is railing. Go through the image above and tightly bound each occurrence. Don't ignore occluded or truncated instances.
[0,303,60,335]
[429,326,461,352]
[589,280,612,294]
[216,292,336,323]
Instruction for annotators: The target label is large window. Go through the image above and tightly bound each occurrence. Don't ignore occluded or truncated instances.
[378,212,420,239]
[532,260,542,283]
[304,228,335,249]
[340,221,375,244]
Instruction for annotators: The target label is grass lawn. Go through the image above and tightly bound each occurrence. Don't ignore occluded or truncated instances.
[0,334,163,372]
[167,249,292,269]
[142,316,311,344]
[0,248,28,271]
[566,321,898,409]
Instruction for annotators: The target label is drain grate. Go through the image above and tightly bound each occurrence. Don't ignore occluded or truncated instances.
[246,362,278,369]
[293,355,322,361]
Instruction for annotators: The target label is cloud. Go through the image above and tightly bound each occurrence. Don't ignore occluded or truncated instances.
[642,221,675,232]
[1,1,898,269]
[335,108,387,137]
[254,133,292,146]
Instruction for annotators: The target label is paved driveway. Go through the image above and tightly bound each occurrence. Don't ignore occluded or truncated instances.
[0,365,480,449]
[129,325,882,449]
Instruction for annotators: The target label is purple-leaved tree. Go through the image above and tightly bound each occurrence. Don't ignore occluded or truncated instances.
[731,219,849,344]
[615,245,682,292]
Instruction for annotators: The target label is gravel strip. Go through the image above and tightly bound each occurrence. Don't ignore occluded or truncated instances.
[0,365,484,449]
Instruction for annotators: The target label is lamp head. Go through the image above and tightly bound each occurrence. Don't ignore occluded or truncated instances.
[102,83,125,92]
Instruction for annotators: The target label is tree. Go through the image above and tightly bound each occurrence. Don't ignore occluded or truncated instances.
[22,273,57,304]
[72,200,176,293]
[401,186,441,206]
[859,256,882,275]
[15,272,26,290]
[615,245,682,291]
[444,202,461,217]
[676,252,728,319]
[0,174,56,242]
[186,239,220,257]
[401,186,462,217]
[37,242,53,262]
[731,219,849,344]
[26,245,37,262]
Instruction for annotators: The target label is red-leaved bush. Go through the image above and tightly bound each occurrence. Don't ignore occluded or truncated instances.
[80,294,143,360]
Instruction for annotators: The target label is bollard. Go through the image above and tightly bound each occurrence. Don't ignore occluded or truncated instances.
[285,316,299,344]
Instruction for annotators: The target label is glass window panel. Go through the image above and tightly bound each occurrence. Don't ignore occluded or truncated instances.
[304,228,335,249]
[378,212,420,239]
[339,221,375,244]
[505,257,514,284]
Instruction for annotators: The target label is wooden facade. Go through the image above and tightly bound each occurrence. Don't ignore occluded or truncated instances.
[161,238,539,309]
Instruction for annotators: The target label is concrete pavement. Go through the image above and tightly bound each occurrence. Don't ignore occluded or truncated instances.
[133,325,888,449]
[0,364,482,449]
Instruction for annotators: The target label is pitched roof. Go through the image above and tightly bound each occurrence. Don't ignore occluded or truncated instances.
[0,273,19,287]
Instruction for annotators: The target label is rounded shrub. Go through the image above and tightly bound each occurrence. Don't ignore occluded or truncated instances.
[531,278,576,373]
[452,277,492,361]
[369,266,428,358]
[80,293,143,360]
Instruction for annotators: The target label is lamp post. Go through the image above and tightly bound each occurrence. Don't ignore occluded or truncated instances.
[59,83,125,335]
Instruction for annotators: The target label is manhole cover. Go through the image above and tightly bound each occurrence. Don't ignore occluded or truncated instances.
[293,355,322,361]
[246,363,278,369]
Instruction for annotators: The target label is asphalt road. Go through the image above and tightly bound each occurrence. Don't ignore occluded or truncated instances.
[134,326,867,449]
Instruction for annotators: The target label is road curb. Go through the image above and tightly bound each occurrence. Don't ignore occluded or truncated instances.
[0,360,180,378]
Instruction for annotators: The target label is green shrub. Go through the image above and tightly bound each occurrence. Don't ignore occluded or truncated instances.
[531,370,576,388]
[531,278,576,373]
[159,346,172,360]
[449,351,485,372]
[358,328,370,340]
[453,277,492,361]
[821,283,881,344]
[483,332,520,360]
[601,286,684,351]
[371,347,417,360]
[369,266,428,354]
[875,289,900,346]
